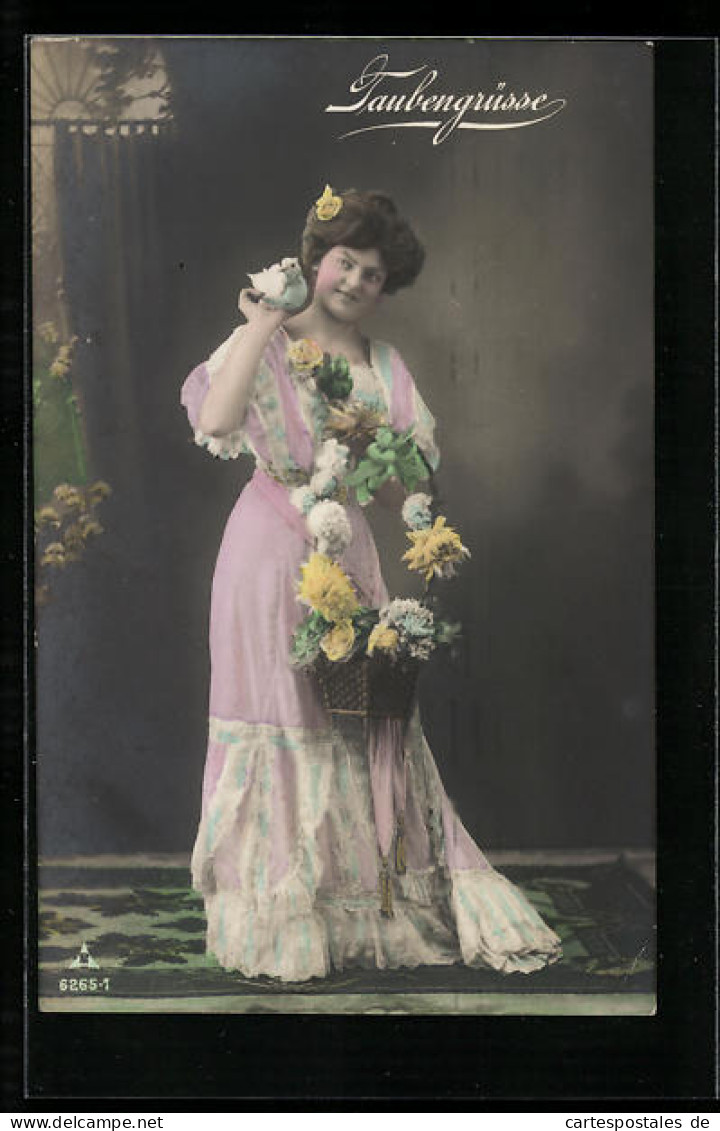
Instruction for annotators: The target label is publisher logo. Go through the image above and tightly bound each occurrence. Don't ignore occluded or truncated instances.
[68,940,99,969]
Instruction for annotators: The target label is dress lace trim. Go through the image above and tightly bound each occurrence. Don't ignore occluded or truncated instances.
[192,715,562,980]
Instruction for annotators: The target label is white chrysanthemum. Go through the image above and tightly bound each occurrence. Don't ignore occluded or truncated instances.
[290,485,318,516]
[306,500,353,558]
[402,492,433,530]
[309,468,337,498]
[315,438,350,480]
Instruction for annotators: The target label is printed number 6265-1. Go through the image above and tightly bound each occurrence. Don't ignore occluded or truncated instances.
[58,977,111,992]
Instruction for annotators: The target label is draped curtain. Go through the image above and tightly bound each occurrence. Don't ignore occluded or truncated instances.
[38,123,229,855]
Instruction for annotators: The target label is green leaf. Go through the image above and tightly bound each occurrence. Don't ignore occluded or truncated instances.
[290,611,330,667]
[435,620,462,645]
[346,459,377,486]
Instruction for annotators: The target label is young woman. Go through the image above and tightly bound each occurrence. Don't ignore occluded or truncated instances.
[181,186,562,981]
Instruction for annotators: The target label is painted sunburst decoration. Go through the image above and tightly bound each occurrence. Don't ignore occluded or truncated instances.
[30,37,172,125]
[30,38,173,270]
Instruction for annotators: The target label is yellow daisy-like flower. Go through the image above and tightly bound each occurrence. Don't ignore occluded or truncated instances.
[53,484,83,509]
[367,623,400,657]
[63,523,85,550]
[41,542,66,567]
[79,516,103,538]
[320,619,355,662]
[36,505,61,528]
[402,515,471,582]
[315,184,343,221]
[287,337,325,375]
[298,552,359,623]
[87,480,112,504]
[37,321,59,344]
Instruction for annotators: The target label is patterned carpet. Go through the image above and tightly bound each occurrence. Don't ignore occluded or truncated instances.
[38,853,655,1014]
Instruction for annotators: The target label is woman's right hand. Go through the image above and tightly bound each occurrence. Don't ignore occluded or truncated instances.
[238,287,290,333]
[198,289,287,437]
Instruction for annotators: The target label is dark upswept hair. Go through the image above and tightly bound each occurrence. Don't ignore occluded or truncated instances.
[300,188,425,295]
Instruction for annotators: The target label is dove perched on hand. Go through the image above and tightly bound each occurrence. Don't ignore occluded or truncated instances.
[247,256,308,312]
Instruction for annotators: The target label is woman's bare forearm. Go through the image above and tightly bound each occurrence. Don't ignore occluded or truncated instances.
[198,291,287,437]
[197,321,272,436]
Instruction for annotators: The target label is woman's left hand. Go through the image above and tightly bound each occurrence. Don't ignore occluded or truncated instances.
[373,475,406,510]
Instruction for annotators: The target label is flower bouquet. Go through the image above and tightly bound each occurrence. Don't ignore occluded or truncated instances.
[283,337,467,714]
[289,502,467,719]
[284,337,469,721]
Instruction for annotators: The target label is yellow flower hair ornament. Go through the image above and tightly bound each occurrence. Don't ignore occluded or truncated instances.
[315,184,343,221]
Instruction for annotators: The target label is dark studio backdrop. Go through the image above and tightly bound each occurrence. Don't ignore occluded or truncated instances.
[35,37,654,857]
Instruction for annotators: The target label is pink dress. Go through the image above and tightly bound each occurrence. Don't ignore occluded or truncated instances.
[181,326,562,981]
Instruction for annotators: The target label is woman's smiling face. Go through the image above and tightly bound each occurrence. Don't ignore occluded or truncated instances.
[313,246,387,322]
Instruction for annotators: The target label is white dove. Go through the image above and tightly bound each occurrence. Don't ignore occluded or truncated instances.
[248,256,308,311]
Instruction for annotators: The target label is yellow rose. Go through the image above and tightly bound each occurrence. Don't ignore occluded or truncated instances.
[315,184,343,221]
[320,619,355,662]
[367,623,399,657]
[287,337,324,375]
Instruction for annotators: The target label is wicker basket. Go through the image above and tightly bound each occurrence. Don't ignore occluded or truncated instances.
[313,652,420,720]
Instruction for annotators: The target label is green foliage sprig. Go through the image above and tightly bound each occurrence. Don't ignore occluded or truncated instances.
[345,425,430,504]
[315,353,353,401]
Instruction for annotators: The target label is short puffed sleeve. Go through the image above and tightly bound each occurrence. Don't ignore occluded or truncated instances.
[181,327,317,474]
[180,327,251,460]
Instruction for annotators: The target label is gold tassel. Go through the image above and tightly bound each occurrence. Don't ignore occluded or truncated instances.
[379,855,394,918]
[394,813,407,875]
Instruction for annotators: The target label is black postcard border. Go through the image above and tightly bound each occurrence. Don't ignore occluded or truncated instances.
[2,27,717,1108]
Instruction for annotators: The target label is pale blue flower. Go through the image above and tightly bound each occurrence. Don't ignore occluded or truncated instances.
[402,492,433,530]
[382,598,435,640]
[290,485,318,516]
